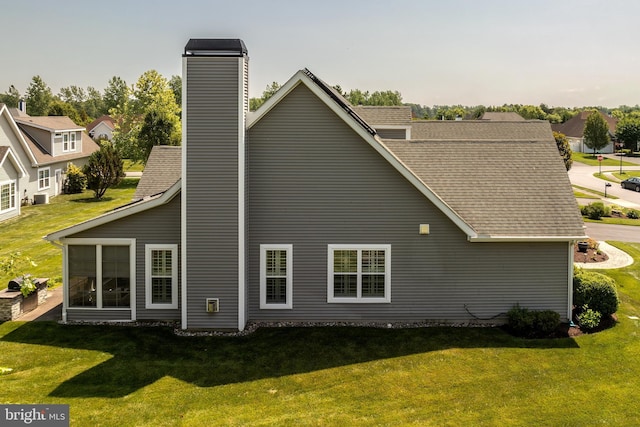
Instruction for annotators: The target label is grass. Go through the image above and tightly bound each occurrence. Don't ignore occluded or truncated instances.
[573,189,599,199]
[572,184,618,199]
[613,170,640,180]
[123,159,144,172]
[2,245,640,425]
[0,179,138,286]
[572,152,636,167]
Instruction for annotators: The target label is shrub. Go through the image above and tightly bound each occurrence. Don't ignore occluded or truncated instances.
[576,305,602,331]
[64,162,87,193]
[627,209,640,219]
[581,202,609,220]
[507,305,560,338]
[573,269,619,316]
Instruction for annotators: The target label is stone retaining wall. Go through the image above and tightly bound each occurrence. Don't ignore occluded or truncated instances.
[0,279,49,321]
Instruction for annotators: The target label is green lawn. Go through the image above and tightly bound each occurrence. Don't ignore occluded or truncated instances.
[1,241,640,425]
[123,159,144,172]
[572,152,636,167]
[0,179,138,287]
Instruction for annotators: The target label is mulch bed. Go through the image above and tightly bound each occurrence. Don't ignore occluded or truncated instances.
[573,245,608,263]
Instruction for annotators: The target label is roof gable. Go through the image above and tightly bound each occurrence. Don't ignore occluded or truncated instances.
[0,146,27,178]
[0,104,38,166]
[133,146,182,200]
[552,110,617,138]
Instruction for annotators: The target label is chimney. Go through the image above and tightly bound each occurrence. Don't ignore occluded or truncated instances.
[181,39,249,331]
[18,99,26,113]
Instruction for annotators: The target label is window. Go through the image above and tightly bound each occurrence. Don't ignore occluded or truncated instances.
[38,168,50,190]
[0,181,16,212]
[260,244,292,309]
[145,244,178,309]
[62,133,69,151]
[67,241,133,309]
[327,245,391,303]
[70,132,77,151]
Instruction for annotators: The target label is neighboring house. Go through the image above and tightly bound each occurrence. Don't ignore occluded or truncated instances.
[0,146,26,222]
[45,39,585,331]
[0,103,101,204]
[479,112,525,121]
[552,110,617,153]
[86,115,115,141]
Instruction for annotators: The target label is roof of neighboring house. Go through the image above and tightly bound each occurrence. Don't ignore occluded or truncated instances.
[17,127,100,166]
[133,146,182,200]
[383,138,584,238]
[410,120,554,140]
[86,115,115,133]
[551,110,618,138]
[479,112,525,121]
[352,106,412,126]
[14,115,84,132]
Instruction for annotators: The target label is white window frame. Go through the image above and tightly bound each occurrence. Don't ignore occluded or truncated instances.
[62,133,69,152]
[38,167,50,190]
[0,180,16,213]
[260,244,293,309]
[145,244,178,309]
[327,244,391,303]
[63,238,136,313]
[70,132,77,151]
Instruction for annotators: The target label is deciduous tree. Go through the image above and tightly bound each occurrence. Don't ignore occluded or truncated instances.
[615,117,640,152]
[83,142,125,200]
[553,131,573,171]
[583,110,610,155]
[0,85,20,107]
[25,75,53,116]
[103,76,129,113]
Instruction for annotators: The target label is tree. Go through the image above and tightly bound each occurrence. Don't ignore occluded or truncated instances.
[83,142,125,199]
[47,99,82,124]
[169,75,182,108]
[583,110,610,155]
[136,111,177,162]
[25,75,53,116]
[344,89,403,106]
[615,117,640,152]
[250,82,281,111]
[553,131,573,171]
[0,85,20,107]
[103,76,129,113]
[111,70,181,163]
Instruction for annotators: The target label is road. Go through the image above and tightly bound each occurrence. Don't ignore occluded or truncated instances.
[568,160,640,208]
[584,222,640,243]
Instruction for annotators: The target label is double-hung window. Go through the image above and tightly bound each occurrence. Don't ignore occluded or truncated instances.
[70,132,77,151]
[0,181,16,212]
[38,168,50,190]
[145,244,178,309]
[62,133,69,152]
[260,244,293,309]
[328,244,391,303]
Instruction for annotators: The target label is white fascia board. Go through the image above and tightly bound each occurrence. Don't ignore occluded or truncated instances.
[181,56,188,330]
[0,146,27,178]
[0,105,38,166]
[44,181,181,242]
[247,71,478,239]
[469,235,587,242]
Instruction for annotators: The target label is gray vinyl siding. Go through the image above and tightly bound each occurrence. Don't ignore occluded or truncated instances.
[376,128,406,139]
[21,126,52,153]
[66,309,132,322]
[67,195,182,321]
[247,84,570,323]
[184,56,245,329]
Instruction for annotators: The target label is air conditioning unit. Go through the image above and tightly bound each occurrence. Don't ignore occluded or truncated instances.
[206,298,219,313]
[33,193,49,205]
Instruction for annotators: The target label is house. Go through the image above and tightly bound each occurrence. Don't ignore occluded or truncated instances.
[86,115,115,141]
[552,110,617,153]
[44,39,585,331]
[0,103,100,206]
[0,146,26,222]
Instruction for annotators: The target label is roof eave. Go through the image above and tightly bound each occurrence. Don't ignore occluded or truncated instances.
[469,235,587,242]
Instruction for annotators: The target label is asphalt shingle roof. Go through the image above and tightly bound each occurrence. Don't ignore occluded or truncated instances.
[410,120,554,141]
[352,106,412,125]
[479,112,525,121]
[133,146,182,200]
[551,110,617,138]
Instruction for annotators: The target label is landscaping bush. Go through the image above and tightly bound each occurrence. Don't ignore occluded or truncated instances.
[580,202,609,220]
[507,305,560,338]
[576,305,602,331]
[64,162,87,194]
[573,269,619,316]
[627,209,640,219]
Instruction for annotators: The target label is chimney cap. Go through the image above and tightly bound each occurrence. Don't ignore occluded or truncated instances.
[183,39,247,57]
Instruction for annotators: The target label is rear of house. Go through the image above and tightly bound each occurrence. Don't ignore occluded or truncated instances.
[45,38,585,330]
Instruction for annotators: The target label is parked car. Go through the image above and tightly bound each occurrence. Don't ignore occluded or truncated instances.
[621,177,640,191]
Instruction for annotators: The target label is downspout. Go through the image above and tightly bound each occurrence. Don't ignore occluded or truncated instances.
[568,241,575,325]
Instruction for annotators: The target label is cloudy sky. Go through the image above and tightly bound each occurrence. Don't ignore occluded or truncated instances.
[1,0,639,108]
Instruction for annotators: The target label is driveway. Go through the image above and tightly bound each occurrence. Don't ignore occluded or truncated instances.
[585,222,640,243]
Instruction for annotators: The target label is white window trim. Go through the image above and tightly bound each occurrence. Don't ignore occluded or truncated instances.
[38,167,50,190]
[260,244,293,309]
[145,244,178,309]
[70,132,77,151]
[62,238,136,317]
[0,180,16,213]
[327,244,391,303]
[62,132,69,152]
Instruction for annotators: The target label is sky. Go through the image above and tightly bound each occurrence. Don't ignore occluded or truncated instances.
[1,0,639,108]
